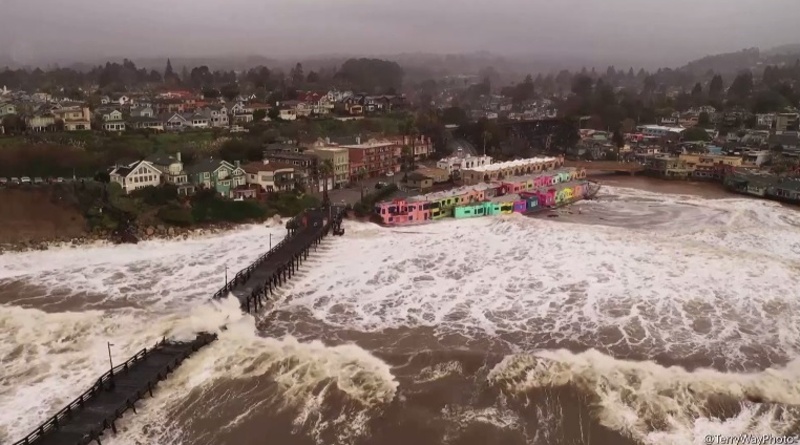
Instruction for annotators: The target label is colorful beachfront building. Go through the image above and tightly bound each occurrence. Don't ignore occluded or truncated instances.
[374,167,590,225]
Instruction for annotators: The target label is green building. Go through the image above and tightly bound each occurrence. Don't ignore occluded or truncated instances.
[186,158,247,198]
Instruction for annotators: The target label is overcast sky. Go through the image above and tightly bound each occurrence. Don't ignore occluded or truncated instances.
[1,0,799,66]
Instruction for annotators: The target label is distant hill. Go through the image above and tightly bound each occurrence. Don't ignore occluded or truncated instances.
[679,48,762,76]
[678,44,800,77]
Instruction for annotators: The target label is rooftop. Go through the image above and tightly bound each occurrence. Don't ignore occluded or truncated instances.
[638,125,686,134]
[407,182,498,202]
[241,161,296,174]
[466,157,559,173]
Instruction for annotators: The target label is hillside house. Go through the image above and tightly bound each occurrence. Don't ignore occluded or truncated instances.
[109,160,162,194]
[186,158,246,198]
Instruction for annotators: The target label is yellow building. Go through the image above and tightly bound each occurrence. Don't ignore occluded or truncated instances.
[309,146,350,186]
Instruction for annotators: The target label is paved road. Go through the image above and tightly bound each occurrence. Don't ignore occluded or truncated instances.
[328,174,407,205]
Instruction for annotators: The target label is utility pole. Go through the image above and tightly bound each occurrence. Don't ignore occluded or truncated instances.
[224,264,228,285]
[269,233,272,250]
[107,342,114,373]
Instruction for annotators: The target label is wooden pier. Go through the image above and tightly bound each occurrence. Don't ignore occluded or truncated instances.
[10,206,346,445]
[11,333,217,445]
[212,206,345,313]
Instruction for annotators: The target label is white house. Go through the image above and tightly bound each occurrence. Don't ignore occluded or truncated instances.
[756,113,776,128]
[186,113,209,128]
[636,125,686,138]
[200,105,229,127]
[163,113,190,131]
[27,114,57,132]
[241,160,297,191]
[109,160,162,194]
[101,95,131,106]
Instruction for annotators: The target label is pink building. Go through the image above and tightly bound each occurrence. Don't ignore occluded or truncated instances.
[374,198,432,225]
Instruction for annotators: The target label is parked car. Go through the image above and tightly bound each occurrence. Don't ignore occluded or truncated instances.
[375,181,388,190]
[33,177,44,184]
[10,177,20,185]
[20,176,31,184]
[55,177,65,183]
[0,177,8,185]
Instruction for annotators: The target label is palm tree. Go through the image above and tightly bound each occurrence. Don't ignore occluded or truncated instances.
[319,159,334,208]
[400,116,419,169]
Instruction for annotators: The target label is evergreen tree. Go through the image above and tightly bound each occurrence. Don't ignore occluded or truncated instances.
[709,74,724,97]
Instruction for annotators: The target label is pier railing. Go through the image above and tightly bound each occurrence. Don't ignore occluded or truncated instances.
[12,338,166,445]
[211,211,307,300]
[239,207,343,312]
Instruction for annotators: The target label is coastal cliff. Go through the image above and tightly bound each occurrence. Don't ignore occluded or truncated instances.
[0,184,309,253]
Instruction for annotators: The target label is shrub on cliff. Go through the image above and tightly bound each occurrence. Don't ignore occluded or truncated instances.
[157,205,194,227]
[131,185,178,206]
[264,192,320,217]
[190,192,267,223]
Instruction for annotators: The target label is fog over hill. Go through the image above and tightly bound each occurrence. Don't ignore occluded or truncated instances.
[2,0,800,72]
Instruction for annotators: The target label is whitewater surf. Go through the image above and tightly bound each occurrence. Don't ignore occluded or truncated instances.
[2,186,799,445]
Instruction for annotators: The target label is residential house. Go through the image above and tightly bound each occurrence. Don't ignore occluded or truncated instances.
[388,134,434,160]
[109,160,162,194]
[153,98,186,115]
[405,172,434,191]
[280,100,312,118]
[52,106,91,131]
[162,113,190,131]
[756,113,776,129]
[678,153,744,180]
[278,108,297,121]
[636,125,686,139]
[185,113,210,129]
[26,113,57,132]
[262,144,323,191]
[643,154,693,178]
[101,94,131,106]
[241,160,297,192]
[128,116,164,131]
[307,146,350,187]
[31,92,52,103]
[341,96,363,115]
[229,102,255,124]
[775,113,799,132]
[0,102,17,117]
[186,158,246,198]
[99,109,126,131]
[413,166,449,183]
[130,105,155,118]
[145,152,193,194]
[199,105,229,127]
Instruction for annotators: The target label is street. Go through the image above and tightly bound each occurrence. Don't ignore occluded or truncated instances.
[327,174,410,206]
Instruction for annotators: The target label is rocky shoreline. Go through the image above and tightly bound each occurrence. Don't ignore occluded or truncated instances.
[0,215,287,254]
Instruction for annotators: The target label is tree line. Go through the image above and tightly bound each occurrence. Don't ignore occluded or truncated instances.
[0,57,406,100]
